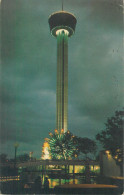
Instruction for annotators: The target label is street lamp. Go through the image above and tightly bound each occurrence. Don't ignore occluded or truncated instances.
[29,151,33,160]
[14,142,19,168]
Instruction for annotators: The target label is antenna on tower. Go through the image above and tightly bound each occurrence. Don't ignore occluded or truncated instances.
[62,0,63,11]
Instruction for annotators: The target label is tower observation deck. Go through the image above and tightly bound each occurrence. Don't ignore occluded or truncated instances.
[48,11,77,132]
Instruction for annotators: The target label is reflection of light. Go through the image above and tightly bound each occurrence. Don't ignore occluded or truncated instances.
[69,180,73,184]
[75,179,78,184]
[52,181,57,187]
[56,29,69,36]
[48,165,54,168]
[94,166,100,170]
[90,166,94,171]
[75,165,85,173]
[0,176,20,182]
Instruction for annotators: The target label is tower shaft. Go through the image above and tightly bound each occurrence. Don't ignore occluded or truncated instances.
[56,31,68,132]
[48,10,77,133]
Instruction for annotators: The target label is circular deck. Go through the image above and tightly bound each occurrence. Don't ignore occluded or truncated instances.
[48,11,77,37]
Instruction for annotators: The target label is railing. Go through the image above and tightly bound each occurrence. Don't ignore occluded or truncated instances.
[0,159,99,168]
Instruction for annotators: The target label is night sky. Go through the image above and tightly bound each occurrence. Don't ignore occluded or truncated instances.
[1,0,123,158]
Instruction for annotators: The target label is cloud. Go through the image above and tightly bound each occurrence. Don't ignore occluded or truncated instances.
[1,0,123,158]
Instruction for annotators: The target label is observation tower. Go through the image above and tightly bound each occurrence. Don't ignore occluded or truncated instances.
[48,10,77,132]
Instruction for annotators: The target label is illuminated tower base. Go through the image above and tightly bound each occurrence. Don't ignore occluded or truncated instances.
[49,11,77,132]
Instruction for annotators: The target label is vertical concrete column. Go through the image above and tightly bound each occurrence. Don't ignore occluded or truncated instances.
[56,31,68,132]
[63,34,68,132]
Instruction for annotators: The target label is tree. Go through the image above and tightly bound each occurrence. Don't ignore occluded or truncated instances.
[74,137,97,159]
[17,153,30,162]
[96,109,124,174]
[0,153,8,163]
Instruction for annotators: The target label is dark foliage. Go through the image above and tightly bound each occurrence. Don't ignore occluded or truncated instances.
[96,109,124,172]
[0,153,8,163]
[74,136,97,158]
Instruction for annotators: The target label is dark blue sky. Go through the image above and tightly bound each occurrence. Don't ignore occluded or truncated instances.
[1,0,123,158]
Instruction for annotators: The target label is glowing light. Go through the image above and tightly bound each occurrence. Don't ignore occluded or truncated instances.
[94,166,100,170]
[90,166,94,171]
[105,151,112,160]
[44,142,49,147]
[29,151,33,158]
[61,129,64,133]
[56,29,69,36]
[49,132,53,137]
[44,138,50,142]
[42,141,51,160]
[14,142,19,148]
[52,181,57,187]
[55,129,58,134]
[106,150,110,154]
